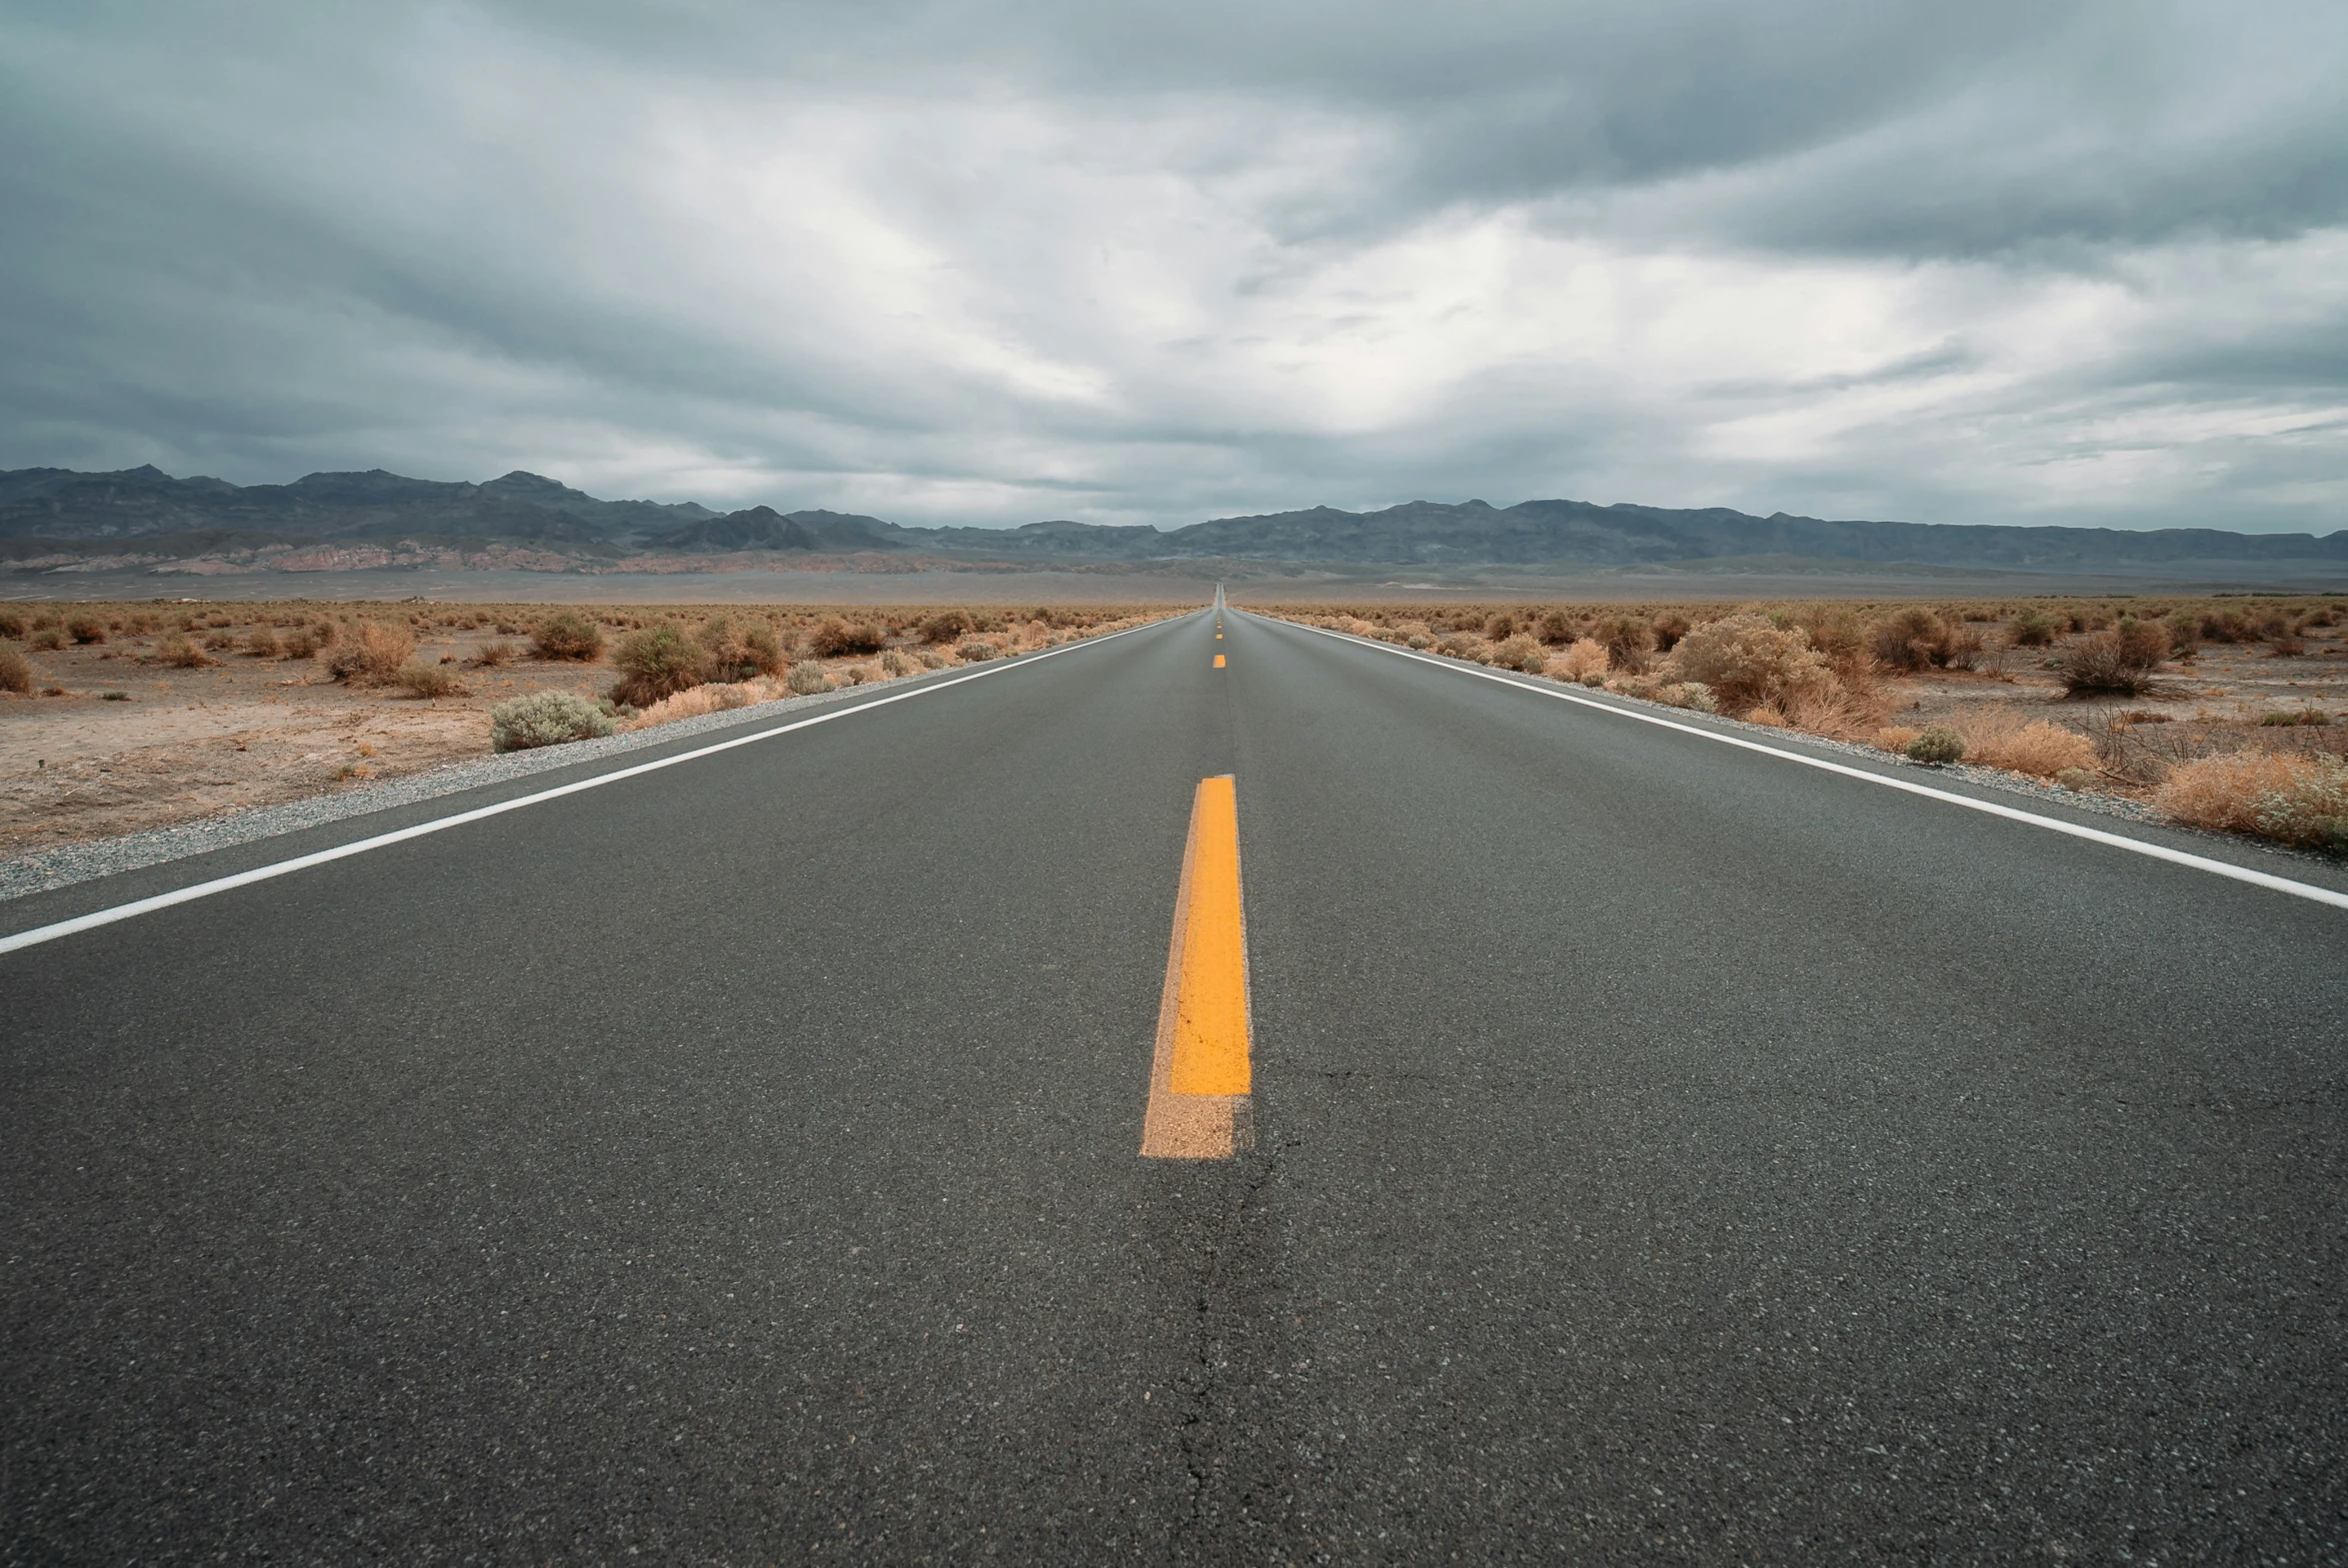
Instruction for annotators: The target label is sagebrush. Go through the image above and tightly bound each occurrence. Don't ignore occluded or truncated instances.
[490,691,617,753]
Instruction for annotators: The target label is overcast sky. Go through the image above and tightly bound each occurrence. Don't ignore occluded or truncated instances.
[4,1,2345,532]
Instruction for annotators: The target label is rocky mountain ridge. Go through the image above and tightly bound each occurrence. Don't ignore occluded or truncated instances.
[4,465,2343,575]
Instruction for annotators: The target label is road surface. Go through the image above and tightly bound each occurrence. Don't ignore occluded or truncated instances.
[6,605,2345,1563]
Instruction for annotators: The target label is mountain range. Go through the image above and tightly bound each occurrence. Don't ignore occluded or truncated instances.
[3,464,2344,576]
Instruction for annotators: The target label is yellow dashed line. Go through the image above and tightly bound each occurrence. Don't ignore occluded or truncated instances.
[1140,775,1253,1158]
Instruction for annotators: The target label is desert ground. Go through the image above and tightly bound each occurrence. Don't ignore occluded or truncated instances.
[0,601,1174,857]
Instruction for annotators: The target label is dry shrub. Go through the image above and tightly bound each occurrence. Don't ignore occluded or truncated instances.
[155,633,213,668]
[1665,614,1836,718]
[0,642,31,695]
[1870,607,1948,672]
[1952,708,2097,778]
[1797,607,1871,681]
[610,622,703,707]
[281,626,322,660]
[2009,612,2060,648]
[532,611,605,662]
[955,639,999,662]
[66,615,107,645]
[881,649,912,676]
[787,663,834,694]
[698,616,784,682]
[1594,615,1655,673]
[1907,726,1965,765]
[202,631,240,652]
[1745,705,1789,728]
[1776,680,1887,740]
[1534,609,1575,645]
[244,626,282,658]
[324,621,415,684]
[1939,622,1986,671]
[631,675,791,728]
[810,615,887,657]
[1548,638,1610,685]
[1876,725,1923,753]
[395,661,466,699]
[1490,633,1545,673]
[638,686,741,724]
[2156,753,2348,850]
[490,691,616,753]
[0,610,23,640]
[28,627,65,650]
[2059,619,2166,696]
[1434,632,1485,661]
[1603,674,1719,712]
[917,612,972,645]
[2200,610,2250,644]
[471,640,515,667]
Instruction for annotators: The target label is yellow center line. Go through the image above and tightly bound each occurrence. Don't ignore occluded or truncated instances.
[1141,775,1253,1159]
[1213,653,1225,668]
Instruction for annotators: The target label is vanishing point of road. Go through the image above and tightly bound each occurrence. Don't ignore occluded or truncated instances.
[6,603,2346,1563]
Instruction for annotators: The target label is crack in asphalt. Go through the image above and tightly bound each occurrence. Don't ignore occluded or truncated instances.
[1167,1134,1293,1566]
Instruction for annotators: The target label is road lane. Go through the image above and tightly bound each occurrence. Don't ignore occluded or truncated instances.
[1225,609,2347,1561]
[5,604,2344,1563]
[4,613,1258,1562]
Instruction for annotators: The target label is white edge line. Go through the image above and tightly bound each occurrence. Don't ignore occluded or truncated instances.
[1260,612,2348,913]
[0,614,1193,956]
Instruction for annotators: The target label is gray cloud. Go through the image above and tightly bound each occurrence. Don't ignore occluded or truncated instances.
[3,0,2345,533]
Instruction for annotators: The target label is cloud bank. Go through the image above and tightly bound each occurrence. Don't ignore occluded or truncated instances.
[3,0,2345,532]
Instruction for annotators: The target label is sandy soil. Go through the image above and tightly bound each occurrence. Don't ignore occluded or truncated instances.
[1892,631,2347,726]
[0,602,1175,856]
[0,630,617,857]
[1881,629,2348,791]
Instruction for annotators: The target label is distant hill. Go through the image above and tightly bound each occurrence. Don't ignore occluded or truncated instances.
[3,465,2342,576]
[646,506,822,554]
[0,466,712,545]
[1155,498,2348,571]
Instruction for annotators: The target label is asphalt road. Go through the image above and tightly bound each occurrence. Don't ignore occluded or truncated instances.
[6,607,2346,1564]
